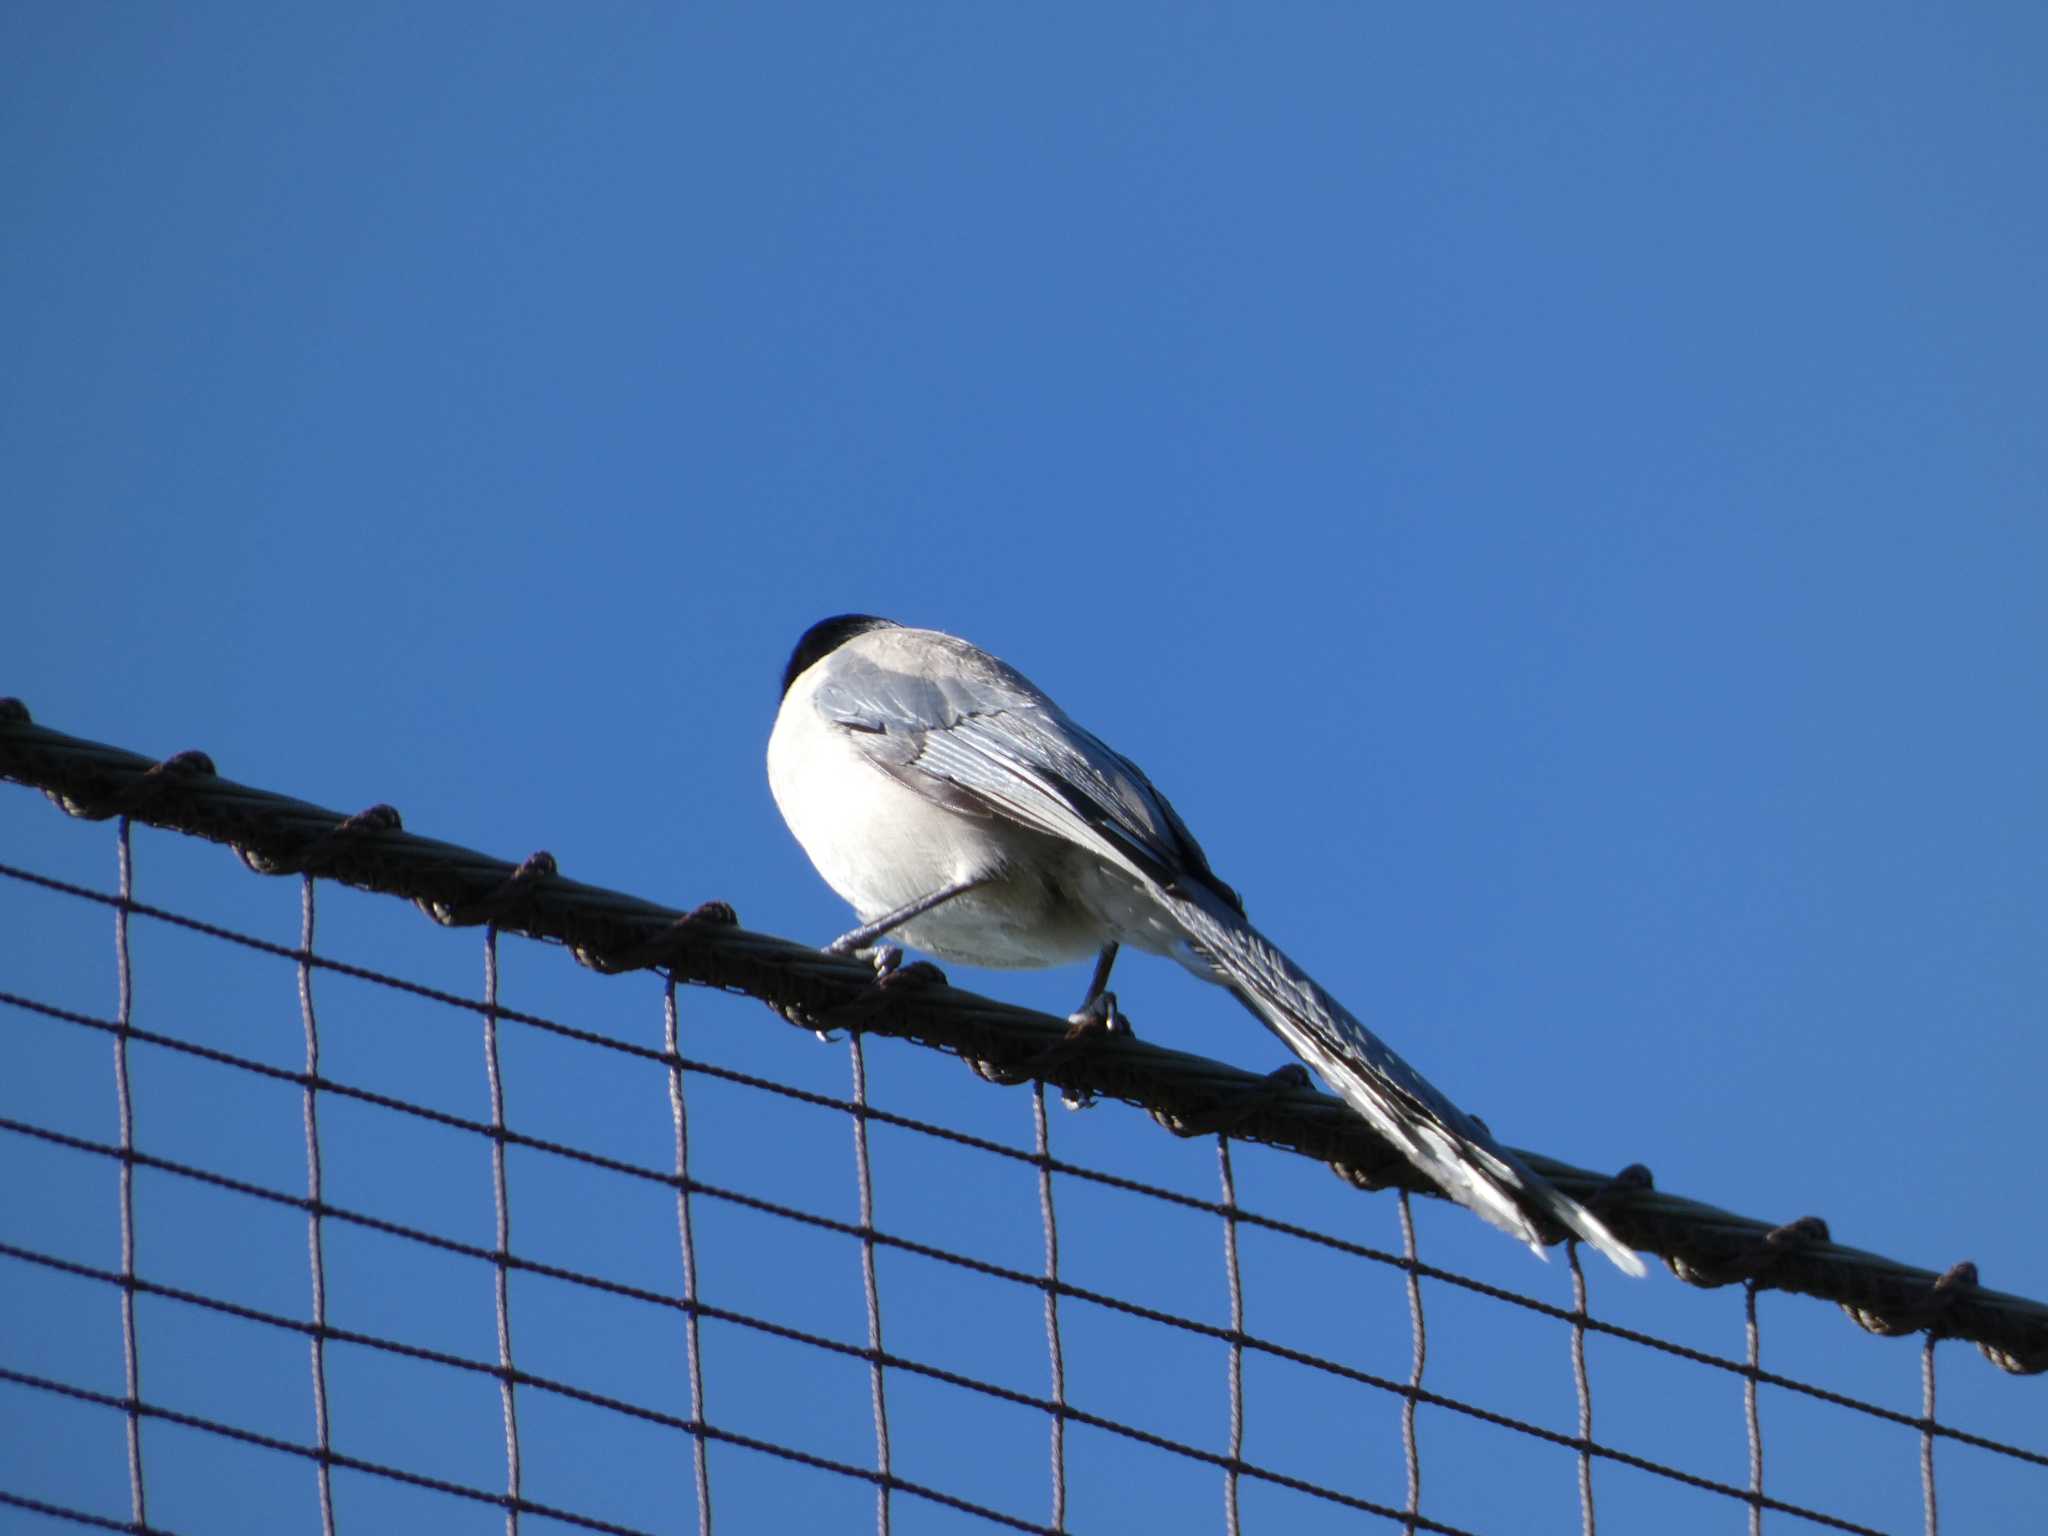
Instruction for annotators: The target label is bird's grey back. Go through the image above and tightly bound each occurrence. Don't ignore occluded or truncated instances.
[813,626,1240,909]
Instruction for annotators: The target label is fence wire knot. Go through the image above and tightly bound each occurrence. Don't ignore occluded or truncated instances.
[48,746,217,822]
[239,803,403,877]
[429,850,559,927]
[573,902,739,975]
[1589,1162,1655,1212]
[1153,1063,1312,1138]
[1846,1261,1978,1341]
[970,1002,1131,1107]
[1670,1214,1829,1289]
[806,957,949,1038]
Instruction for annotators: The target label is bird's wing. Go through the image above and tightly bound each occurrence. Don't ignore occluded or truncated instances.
[812,638,1238,904]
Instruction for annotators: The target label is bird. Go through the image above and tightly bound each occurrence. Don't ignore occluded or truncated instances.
[767,614,1644,1275]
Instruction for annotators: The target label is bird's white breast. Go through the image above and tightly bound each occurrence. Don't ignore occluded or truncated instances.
[768,663,974,915]
[767,657,1113,969]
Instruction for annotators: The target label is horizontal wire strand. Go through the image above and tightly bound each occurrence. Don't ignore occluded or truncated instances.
[0,1193,1933,1535]
[0,1487,181,1536]
[0,1360,1045,1536]
[3,979,2034,1469]
[0,1291,1491,1536]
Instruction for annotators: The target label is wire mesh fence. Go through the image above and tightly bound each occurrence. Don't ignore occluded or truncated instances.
[3,705,2046,1534]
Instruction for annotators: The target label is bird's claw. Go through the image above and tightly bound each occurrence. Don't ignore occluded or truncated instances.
[817,939,903,974]
[1064,989,1125,1036]
[1057,992,1133,1109]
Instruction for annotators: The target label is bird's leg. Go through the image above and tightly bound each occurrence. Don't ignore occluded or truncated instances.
[824,875,991,957]
[1051,942,1135,1108]
[1080,942,1120,1007]
[1066,942,1122,1031]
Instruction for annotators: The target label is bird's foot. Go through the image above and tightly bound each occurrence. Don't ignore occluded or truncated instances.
[818,937,904,971]
[1065,988,1124,1035]
[1056,992,1133,1110]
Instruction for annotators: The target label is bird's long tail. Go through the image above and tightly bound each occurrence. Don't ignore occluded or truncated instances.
[1161,886,1645,1277]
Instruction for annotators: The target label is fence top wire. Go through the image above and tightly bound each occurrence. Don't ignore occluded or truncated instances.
[3,699,2043,1378]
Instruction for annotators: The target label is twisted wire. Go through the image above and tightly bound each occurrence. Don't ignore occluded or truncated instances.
[664,978,714,1536]
[1218,1137,1246,1536]
[1030,1084,1069,1533]
[482,928,525,1534]
[297,876,338,1536]
[1570,1242,1596,1536]
[1746,1281,1766,1536]
[1921,1336,1939,1536]
[1398,1191,1426,1535]
[111,820,147,1531]
[848,1031,894,1536]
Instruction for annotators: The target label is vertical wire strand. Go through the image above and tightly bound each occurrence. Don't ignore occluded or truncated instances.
[111,819,147,1530]
[847,1031,892,1536]
[298,876,338,1535]
[1920,1335,1939,1536]
[664,979,713,1536]
[1745,1282,1765,1536]
[1398,1191,1427,1535]
[482,928,523,1535]
[1568,1242,1596,1536]
[1030,1084,1068,1533]
[1217,1137,1245,1536]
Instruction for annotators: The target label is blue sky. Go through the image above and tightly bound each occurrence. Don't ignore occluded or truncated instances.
[4,5,2045,1533]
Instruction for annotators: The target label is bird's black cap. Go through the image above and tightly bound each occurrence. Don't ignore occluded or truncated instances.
[780,614,899,697]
